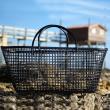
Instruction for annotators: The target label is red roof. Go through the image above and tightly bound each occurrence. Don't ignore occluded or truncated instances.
[67,24,107,31]
[67,25,88,29]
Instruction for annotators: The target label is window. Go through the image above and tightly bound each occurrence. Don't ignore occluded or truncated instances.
[91,28,97,34]
[100,29,104,35]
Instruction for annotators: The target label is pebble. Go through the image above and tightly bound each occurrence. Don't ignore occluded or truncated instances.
[4,103,16,110]
[70,102,79,110]
[84,94,95,110]
[2,96,16,103]
[70,95,78,102]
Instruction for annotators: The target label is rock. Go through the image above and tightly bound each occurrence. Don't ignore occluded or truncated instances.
[84,94,95,110]
[17,97,34,106]
[0,92,109,110]
[45,107,52,110]
[3,96,16,103]
[0,83,15,92]
[97,88,110,95]
[106,82,110,89]
[66,106,71,110]
[36,104,45,110]
[70,95,78,102]
[44,94,52,100]
[54,96,63,102]
[0,104,4,110]
[44,100,52,107]
[4,103,16,110]
[26,106,34,110]
[36,96,45,103]
[78,108,83,110]
[70,102,79,110]
[17,105,34,110]
[54,103,65,110]
[94,94,103,110]
[102,94,110,109]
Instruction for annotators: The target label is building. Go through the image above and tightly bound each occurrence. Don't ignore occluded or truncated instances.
[67,24,107,45]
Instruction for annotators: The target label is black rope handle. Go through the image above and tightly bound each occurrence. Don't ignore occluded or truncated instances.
[37,25,69,48]
[32,25,69,47]
[32,24,77,48]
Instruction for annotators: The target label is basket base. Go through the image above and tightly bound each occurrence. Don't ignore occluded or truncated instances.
[15,89,97,96]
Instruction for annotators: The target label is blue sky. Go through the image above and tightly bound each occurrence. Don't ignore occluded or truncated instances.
[0,0,110,68]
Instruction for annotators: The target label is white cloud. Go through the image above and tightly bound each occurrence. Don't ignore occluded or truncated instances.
[35,0,110,20]
[49,14,84,21]
[43,5,110,20]
[36,0,110,11]
[66,0,110,11]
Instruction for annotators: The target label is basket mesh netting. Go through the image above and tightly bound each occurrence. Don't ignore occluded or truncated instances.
[1,24,107,94]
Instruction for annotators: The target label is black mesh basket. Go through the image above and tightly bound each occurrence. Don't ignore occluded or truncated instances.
[1,24,107,94]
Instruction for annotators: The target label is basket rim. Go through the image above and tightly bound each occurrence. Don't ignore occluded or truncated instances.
[1,46,108,51]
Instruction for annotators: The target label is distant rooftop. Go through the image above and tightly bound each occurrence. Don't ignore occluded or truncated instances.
[68,24,107,31]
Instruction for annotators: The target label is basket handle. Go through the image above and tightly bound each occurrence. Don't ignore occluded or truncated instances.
[32,24,77,48]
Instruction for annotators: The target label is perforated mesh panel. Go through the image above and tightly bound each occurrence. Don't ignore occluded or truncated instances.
[1,46,107,93]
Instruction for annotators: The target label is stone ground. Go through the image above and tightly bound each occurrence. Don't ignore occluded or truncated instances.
[0,92,110,110]
[0,69,109,110]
